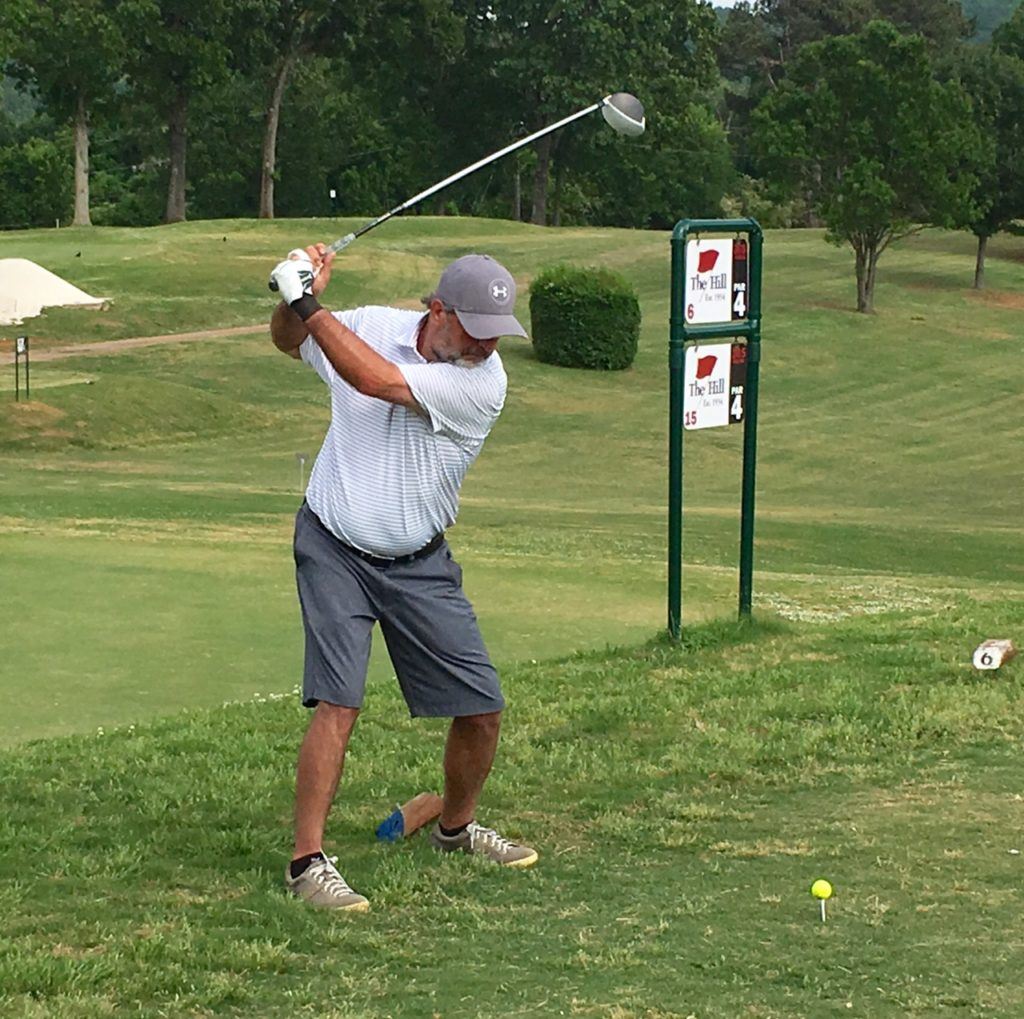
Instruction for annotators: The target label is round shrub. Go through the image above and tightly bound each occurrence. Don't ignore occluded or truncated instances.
[529,264,641,370]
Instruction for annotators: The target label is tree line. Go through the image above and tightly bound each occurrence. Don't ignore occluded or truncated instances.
[2,0,1024,311]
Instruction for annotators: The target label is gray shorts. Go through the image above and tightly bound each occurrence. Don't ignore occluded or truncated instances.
[293,502,504,717]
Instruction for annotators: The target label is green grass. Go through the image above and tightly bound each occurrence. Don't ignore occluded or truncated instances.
[0,217,1022,1014]
[1,217,1021,743]
[2,607,1022,1017]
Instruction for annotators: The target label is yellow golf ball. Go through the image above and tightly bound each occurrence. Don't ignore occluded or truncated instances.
[811,879,833,900]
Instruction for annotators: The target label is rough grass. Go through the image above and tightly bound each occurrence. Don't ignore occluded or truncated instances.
[2,606,1022,1018]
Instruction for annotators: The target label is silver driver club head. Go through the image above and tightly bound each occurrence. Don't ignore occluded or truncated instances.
[601,92,646,137]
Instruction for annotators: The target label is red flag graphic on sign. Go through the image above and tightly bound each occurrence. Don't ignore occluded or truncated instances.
[697,249,719,273]
[696,355,717,380]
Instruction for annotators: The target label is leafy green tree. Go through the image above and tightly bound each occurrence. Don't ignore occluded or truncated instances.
[955,37,1024,286]
[752,0,872,75]
[235,1,363,219]
[262,1,461,222]
[872,0,971,52]
[186,69,262,219]
[718,0,970,190]
[753,20,983,312]
[452,0,722,226]
[272,59,423,220]
[340,0,462,215]
[1,0,124,226]
[553,83,733,227]
[120,0,242,222]
[0,132,72,228]
[732,0,968,84]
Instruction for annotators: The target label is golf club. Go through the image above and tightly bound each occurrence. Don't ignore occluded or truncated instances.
[269,92,644,290]
[326,92,645,255]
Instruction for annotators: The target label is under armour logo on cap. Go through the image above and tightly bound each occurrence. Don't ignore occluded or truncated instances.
[490,280,510,304]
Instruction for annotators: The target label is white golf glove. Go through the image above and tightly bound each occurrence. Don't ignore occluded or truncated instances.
[269,257,314,304]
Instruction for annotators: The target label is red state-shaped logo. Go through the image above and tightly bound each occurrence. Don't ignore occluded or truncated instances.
[697,249,720,273]
[695,355,718,380]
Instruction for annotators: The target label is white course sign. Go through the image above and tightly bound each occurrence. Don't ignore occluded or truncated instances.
[684,239,733,324]
[684,343,733,430]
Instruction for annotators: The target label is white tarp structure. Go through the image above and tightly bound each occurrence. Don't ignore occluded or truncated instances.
[0,258,107,326]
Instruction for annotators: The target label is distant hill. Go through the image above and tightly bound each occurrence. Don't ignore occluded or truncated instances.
[712,2,1021,42]
[963,0,1022,40]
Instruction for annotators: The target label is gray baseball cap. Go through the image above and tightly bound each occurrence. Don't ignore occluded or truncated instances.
[434,254,528,339]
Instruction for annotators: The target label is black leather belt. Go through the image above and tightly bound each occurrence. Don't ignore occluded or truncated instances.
[341,532,445,568]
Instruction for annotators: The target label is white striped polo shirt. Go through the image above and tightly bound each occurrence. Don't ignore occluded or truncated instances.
[299,305,507,556]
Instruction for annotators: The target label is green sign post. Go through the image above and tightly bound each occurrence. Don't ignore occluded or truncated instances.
[668,218,763,639]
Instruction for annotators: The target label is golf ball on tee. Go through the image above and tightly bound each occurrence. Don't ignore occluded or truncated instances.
[811,879,833,900]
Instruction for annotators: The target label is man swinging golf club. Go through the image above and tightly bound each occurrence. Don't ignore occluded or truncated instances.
[266,90,644,909]
[270,244,538,911]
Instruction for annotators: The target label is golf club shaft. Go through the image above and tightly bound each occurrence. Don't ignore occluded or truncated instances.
[327,99,607,254]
